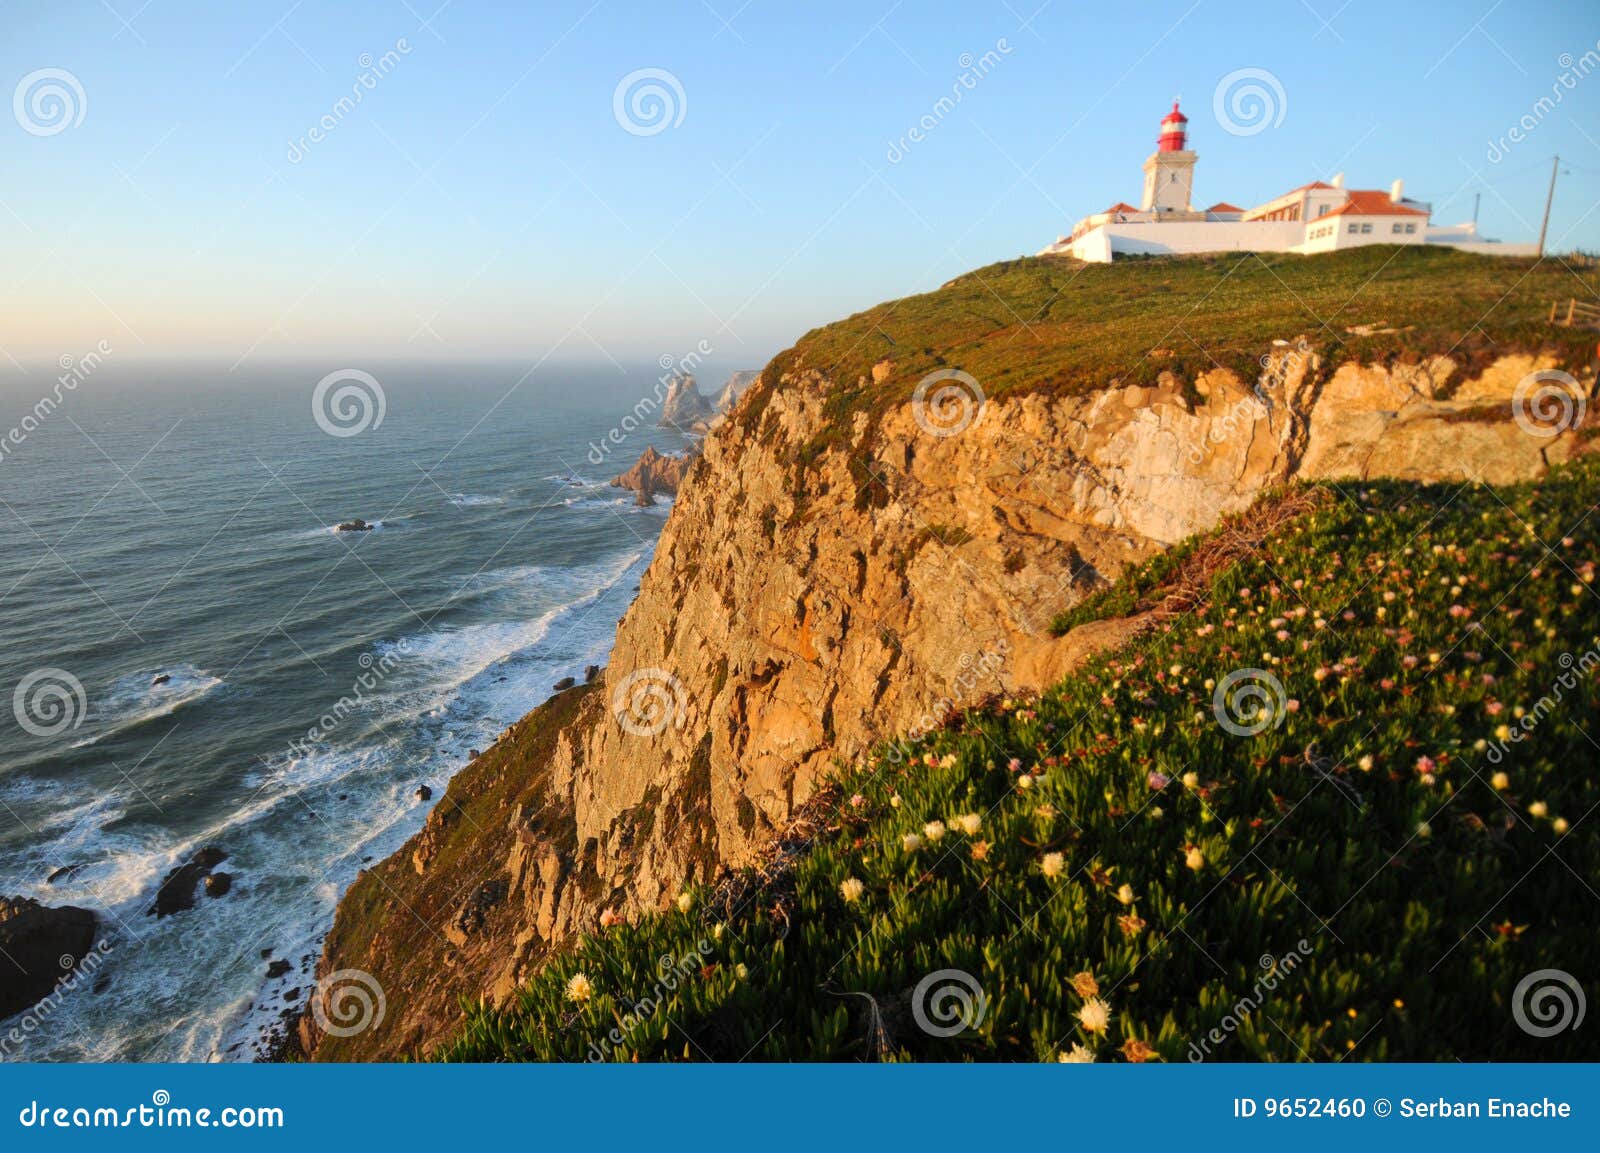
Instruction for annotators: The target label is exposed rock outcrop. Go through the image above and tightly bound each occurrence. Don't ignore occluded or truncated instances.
[715,371,761,414]
[657,375,715,432]
[305,342,1590,1060]
[0,896,97,1020]
[610,445,694,499]
[149,846,228,918]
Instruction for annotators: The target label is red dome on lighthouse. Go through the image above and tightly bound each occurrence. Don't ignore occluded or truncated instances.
[1157,100,1188,152]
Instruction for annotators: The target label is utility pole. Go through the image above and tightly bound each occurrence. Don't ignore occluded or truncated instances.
[1472,192,1480,230]
[1537,154,1558,257]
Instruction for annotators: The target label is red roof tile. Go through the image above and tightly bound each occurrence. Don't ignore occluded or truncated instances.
[1322,190,1428,217]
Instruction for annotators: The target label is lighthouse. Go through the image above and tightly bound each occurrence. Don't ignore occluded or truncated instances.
[1140,101,1197,214]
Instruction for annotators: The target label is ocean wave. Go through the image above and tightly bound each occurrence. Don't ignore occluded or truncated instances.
[448,493,505,508]
[70,665,225,750]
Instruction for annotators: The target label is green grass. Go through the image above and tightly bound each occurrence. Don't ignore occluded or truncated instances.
[438,455,1600,1063]
[739,246,1598,458]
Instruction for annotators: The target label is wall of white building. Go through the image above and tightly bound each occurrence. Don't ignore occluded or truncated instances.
[1054,220,1304,262]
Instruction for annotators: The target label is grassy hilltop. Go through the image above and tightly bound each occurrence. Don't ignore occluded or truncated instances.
[440,454,1599,1063]
[739,246,1598,443]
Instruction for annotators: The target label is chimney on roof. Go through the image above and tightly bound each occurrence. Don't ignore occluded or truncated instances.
[1390,178,1404,203]
[1330,172,1344,189]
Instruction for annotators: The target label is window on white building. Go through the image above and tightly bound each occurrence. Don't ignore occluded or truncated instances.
[1360,223,1373,234]
[1404,223,1417,234]
[1392,223,1404,233]
[1348,223,1359,234]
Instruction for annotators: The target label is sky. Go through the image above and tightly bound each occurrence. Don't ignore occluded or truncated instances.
[1,0,1597,373]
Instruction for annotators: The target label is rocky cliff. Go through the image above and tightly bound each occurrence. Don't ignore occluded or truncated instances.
[301,324,1589,1059]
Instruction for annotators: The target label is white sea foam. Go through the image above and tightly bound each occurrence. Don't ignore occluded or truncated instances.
[69,666,225,750]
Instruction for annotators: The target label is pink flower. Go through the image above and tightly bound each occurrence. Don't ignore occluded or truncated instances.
[1285,699,1300,713]
[849,793,867,809]
[1007,757,1023,773]
[1147,771,1171,790]
[1415,755,1437,775]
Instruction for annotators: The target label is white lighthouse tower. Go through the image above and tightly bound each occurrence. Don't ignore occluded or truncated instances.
[1140,101,1197,214]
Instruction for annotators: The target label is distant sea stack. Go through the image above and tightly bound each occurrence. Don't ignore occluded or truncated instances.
[657,370,761,435]
[657,374,715,432]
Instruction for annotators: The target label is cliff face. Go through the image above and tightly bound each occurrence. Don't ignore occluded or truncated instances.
[304,343,1585,1060]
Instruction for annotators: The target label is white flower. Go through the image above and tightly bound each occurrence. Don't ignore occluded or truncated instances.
[565,972,594,1003]
[901,832,924,852]
[1076,997,1112,1034]
[1115,883,1136,906]
[1184,847,1205,872]
[676,892,693,914]
[954,812,983,836]
[1181,771,1199,790]
[1040,851,1066,879]
[922,820,947,843]
[1058,1043,1095,1063]
[839,877,865,903]
[1357,755,1374,772]
[1017,774,1035,790]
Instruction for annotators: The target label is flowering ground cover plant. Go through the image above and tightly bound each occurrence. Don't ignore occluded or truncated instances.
[441,456,1599,1062]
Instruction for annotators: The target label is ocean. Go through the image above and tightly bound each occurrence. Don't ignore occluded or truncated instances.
[0,360,692,1061]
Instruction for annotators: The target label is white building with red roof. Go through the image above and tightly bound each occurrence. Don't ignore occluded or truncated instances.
[1042,103,1536,262]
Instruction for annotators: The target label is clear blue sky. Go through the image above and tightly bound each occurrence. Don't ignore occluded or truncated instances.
[2,0,1596,370]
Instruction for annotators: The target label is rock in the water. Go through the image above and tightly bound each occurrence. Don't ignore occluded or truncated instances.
[611,445,692,498]
[414,785,432,802]
[0,896,96,1020]
[584,664,600,683]
[151,673,171,687]
[204,872,232,898]
[334,518,374,533]
[45,863,86,886]
[266,959,292,979]
[656,374,715,431]
[148,846,228,918]
[552,676,576,691]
